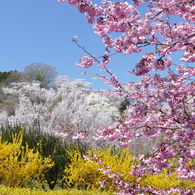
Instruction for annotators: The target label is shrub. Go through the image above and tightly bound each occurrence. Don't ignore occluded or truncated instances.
[63,147,136,192]
[63,147,104,190]
[0,126,68,189]
[0,130,54,188]
[64,147,195,193]
[0,125,88,189]
[139,169,195,191]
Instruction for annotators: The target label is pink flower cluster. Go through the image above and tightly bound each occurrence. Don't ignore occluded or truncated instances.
[58,0,195,193]
[76,56,95,68]
[60,0,195,74]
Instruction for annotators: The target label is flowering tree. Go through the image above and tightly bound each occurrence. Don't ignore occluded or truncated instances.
[1,77,120,147]
[50,76,120,143]
[58,0,195,193]
[2,82,58,132]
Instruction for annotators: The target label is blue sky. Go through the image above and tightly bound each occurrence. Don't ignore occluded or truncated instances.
[0,0,144,90]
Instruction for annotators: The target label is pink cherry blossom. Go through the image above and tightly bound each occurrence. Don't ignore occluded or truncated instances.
[76,56,95,68]
[57,0,195,193]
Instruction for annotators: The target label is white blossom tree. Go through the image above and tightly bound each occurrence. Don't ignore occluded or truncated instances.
[1,77,120,147]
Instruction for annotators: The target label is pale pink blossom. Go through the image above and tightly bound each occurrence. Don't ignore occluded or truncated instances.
[76,56,95,68]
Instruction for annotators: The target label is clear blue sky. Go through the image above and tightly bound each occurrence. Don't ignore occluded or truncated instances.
[0,0,149,90]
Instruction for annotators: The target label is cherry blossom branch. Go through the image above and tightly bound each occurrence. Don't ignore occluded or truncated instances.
[72,37,131,95]
[151,0,194,20]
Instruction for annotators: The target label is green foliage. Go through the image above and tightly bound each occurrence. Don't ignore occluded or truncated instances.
[119,99,130,115]
[39,134,70,190]
[0,71,12,83]
[0,70,23,86]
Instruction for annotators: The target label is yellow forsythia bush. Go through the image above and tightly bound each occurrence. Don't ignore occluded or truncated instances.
[63,148,105,191]
[63,147,136,192]
[139,157,195,191]
[0,130,54,188]
[64,147,195,192]
[139,170,195,191]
